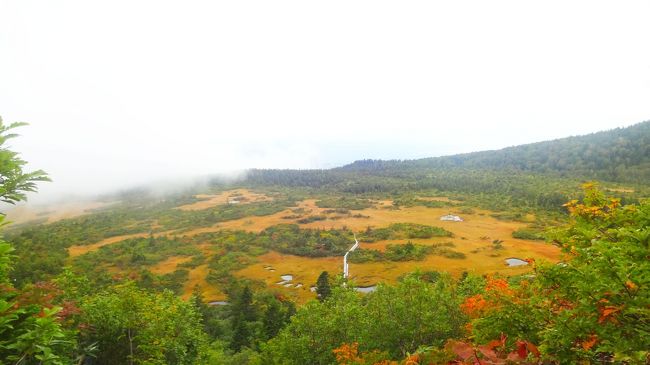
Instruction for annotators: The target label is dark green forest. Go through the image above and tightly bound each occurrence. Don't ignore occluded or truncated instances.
[338,121,650,183]
[243,122,649,214]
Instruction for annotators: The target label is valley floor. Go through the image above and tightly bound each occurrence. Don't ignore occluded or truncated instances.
[65,190,560,303]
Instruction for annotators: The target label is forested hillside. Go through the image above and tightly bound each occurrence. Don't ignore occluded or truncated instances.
[340,121,650,183]
[242,122,649,214]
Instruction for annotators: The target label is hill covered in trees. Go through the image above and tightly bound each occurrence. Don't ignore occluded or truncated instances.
[242,122,649,214]
[339,121,650,183]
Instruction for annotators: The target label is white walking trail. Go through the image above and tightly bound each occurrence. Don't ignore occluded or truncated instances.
[343,234,359,279]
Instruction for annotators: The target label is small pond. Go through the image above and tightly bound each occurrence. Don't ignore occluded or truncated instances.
[280,274,293,281]
[505,258,528,267]
[354,285,377,293]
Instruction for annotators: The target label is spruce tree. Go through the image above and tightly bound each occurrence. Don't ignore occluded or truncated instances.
[230,313,249,352]
[316,271,331,301]
[230,285,256,350]
[263,300,283,339]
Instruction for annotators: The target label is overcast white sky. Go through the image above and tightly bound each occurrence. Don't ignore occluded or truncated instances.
[1,0,649,201]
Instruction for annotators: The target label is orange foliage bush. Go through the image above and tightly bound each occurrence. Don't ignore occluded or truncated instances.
[334,343,362,364]
[485,277,512,296]
[460,294,487,317]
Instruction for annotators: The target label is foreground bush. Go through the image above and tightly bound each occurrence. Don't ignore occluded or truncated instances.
[263,275,468,364]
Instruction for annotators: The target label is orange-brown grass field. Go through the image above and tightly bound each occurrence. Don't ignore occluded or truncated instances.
[68,190,561,303]
[175,188,273,211]
[233,200,559,303]
[237,252,341,303]
[67,230,176,257]
[149,256,193,275]
[182,264,225,301]
[68,233,150,257]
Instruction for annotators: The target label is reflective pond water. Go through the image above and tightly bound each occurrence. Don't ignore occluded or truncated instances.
[505,258,528,267]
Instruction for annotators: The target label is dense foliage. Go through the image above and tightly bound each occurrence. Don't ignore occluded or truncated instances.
[255,224,355,257]
[0,236,77,364]
[439,184,649,364]
[263,275,469,364]
[359,223,452,242]
[80,282,209,365]
[315,197,374,210]
[349,242,465,263]
[0,121,72,364]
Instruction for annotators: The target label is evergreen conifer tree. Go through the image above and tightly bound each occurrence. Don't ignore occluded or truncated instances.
[316,271,331,301]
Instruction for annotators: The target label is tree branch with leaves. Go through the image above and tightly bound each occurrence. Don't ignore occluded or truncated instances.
[0,117,49,208]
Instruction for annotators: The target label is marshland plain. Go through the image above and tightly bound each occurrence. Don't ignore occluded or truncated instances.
[53,188,561,303]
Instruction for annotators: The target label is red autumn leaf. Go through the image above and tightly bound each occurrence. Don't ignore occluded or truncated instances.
[484,339,503,351]
[477,345,497,360]
[448,341,475,360]
[516,341,527,359]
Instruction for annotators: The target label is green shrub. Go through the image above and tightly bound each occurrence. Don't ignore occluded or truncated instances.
[512,228,545,240]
